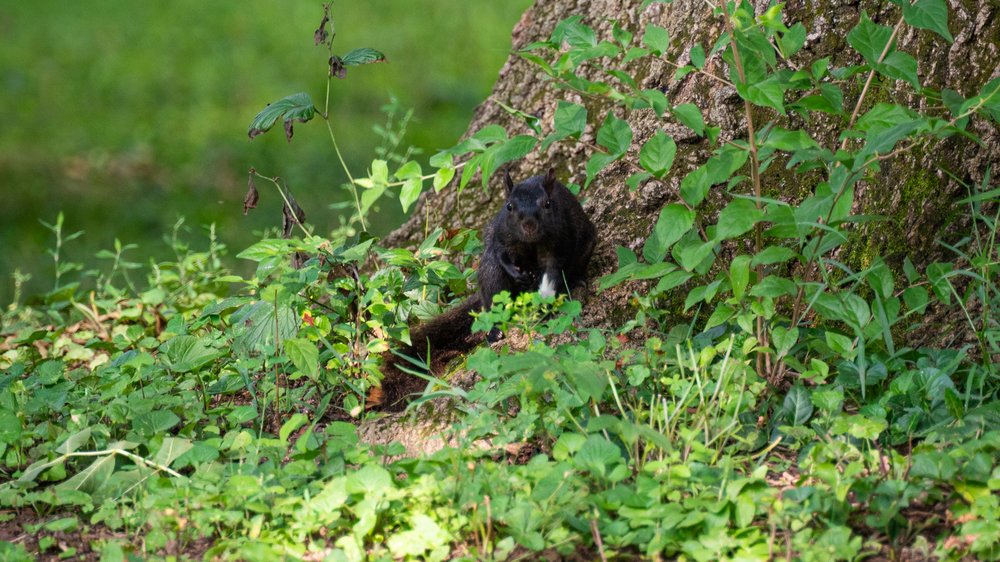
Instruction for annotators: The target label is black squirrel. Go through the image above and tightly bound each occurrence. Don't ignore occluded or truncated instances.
[368,168,597,411]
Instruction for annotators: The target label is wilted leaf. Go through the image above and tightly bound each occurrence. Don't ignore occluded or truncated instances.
[248,92,316,141]
[243,169,259,215]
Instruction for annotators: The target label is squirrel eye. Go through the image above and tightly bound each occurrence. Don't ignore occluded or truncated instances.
[544,200,552,209]
[506,202,513,211]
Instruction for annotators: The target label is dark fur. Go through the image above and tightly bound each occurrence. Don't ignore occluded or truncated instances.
[369,169,597,411]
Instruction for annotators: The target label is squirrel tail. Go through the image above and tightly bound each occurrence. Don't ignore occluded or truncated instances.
[368,295,483,411]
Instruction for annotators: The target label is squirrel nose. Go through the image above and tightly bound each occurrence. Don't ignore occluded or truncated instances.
[521,220,538,236]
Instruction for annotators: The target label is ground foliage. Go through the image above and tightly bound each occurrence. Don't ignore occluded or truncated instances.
[2,1,1000,560]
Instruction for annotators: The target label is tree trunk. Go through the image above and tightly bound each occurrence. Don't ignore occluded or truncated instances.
[365,0,999,450]
[386,0,1000,332]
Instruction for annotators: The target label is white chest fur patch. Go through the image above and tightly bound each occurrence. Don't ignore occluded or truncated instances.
[539,273,557,298]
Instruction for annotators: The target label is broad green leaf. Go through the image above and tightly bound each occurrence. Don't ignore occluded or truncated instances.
[729,254,751,300]
[741,76,786,113]
[783,386,813,425]
[716,198,763,240]
[596,113,632,156]
[643,24,669,55]
[161,335,222,373]
[56,428,92,455]
[811,387,844,412]
[542,101,587,150]
[847,12,894,65]
[639,131,677,177]
[346,464,393,497]
[643,204,695,263]
[247,92,316,140]
[878,51,920,88]
[763,128,819,151]
[399,176,422,213]
[132,410,180,436]
[672,103,705,135]
[285,338,319,378]
[585,152,616,187]
[902,0,953,42]
[56,454,115,494]
[780,22,806,57]
[232,300,299,356]
[341,48,386,66]
[689,44,705,68]
[752,246,797,266]
[576,435,623,479]
[152,437,194,468]
[552,17,597,48]
[0,410,21,445]
[236,239,294,263]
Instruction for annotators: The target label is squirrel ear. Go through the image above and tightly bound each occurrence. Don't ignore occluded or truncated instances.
[543,167,557,194]
[504,169,515,193]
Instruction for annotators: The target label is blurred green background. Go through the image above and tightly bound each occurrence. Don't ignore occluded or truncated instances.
[0,0,531,306]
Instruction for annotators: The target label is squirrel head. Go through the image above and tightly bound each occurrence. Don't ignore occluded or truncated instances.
[502,168,561,243]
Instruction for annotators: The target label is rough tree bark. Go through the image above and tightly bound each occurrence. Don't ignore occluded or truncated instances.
[362,0,1000,446]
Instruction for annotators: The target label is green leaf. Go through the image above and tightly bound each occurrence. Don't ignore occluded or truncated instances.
[346,464,393,497]
[716,198,763,240]
[285,338,319,378]
[132,410,180,436]
[671,103,705,135]
[596,113,632,156]
[231,300,299,356]
[752,246,797,266]
[639,131,677,177]
[542,101,587,150]
[248,92,316,140]
[552,17,597,48]
[729,255,751,300]
[55,428,92,455]
[783,386,813,425]
[399,177,422,213]
[56,455,115,494]
[763,128,820,151]
[576,435,623,479]
[780,22,806,57]
[341,47,386,66]
[643,24,669,55]
[740,76,786,113]
[689,44,705,69]
[878,51,920,89]
[643,204,695,263]
[902,0,953,42]
[279,414,309,444]
[0,410,21,445]
[152,437,194,468]
[161,335,222,373]
[585,152,617,187]
[847,12,894,65]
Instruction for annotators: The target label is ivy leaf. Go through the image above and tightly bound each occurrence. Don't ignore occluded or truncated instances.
[596,113,632,156]
[643,204,695,263]
[878,51,920,89]
[689,44,705,69]
[780,22,807,57]
[902,0,953,42]
[643,24,669,56]
[716,198,763,240]
[341,47,386,66]
[541,101,587,151]
[740,76,786,113]
[639,130,677,177]
[847,12,894,65]
[671,103,705,135]
[248,92,316,142]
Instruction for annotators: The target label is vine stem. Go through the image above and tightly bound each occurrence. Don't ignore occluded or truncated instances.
[717,0,770,379]
[321,22,367,231]
[841,15,906,151]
